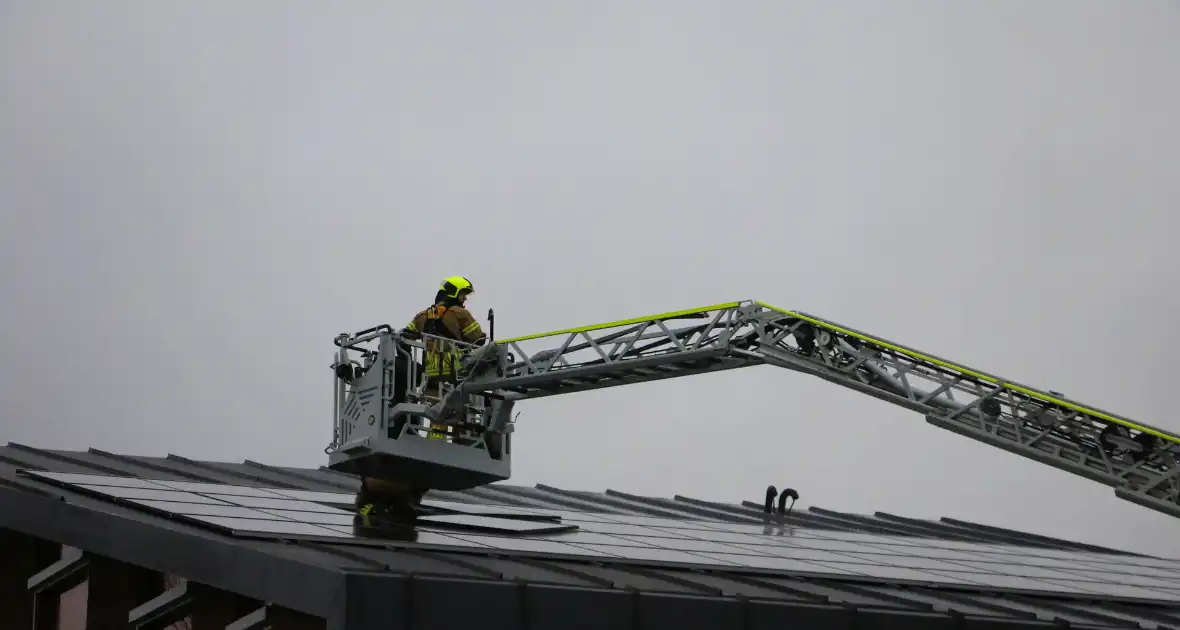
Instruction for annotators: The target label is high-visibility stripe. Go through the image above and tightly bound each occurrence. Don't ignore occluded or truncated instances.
[754,301,1180,445]
[499,301,743,343]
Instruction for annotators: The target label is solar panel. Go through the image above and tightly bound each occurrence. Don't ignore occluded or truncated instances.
[634,527,766,546]
[522,510,619,523]
[691,521,825,535]
[18,470,1180,603]
[439,533,627,557]
[830,562,998,585]
[437,515,1180,601]
[946,560,1098,582]
[746,543,877,564]
[828,551,991,573]
[553,520,676,537]
[1055,570,1179,590]
[570,544,744,566]
[256,509,355,527]
[27,472,174,489]
[581,513,718,529]
[77,486,232,504]
[19,470,579,537]
[1069,553,1180,573]
[422,498,543,515]
[854,543,998,562]
[326,528,497,547]
[263,489,356,504]
[783,536,925,554]
[1053,580,1180,601]
[416,514,577,535]
[195,516,356,537]
[202,494,349,514]
[1075,561,1180,581]
[612,534,765,555]
[421,499,558,520]
[691,553,872,575]
[151,480,293,498]
[130,500,287,520]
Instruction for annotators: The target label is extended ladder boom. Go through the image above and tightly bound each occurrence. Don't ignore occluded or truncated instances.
[459,300,1180,521]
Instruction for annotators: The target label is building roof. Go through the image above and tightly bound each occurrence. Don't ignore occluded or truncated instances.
[3,441,1180,630]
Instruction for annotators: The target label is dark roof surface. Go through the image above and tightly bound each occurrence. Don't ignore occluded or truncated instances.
[4,441,1180,629]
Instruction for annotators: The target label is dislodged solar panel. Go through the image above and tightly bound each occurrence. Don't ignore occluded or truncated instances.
[420,498,563,521]
[19,471,1180,604]
[417,513,576,534]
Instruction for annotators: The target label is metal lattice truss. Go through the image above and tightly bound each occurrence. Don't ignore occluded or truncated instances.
[458,300,1180,520]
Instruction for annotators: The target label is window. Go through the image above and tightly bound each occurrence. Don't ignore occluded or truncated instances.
[55,581,87,630]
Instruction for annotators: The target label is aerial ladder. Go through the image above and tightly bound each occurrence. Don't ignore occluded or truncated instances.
[325,300,1180,521]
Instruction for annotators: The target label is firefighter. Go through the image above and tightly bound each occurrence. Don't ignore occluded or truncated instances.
[354,276,486,527]
[405,275,487,394]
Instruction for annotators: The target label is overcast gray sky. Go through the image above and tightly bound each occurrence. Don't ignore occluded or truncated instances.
[2,1,1179,558]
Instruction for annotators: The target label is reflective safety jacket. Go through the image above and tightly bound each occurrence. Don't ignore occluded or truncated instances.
[405,303,486,378]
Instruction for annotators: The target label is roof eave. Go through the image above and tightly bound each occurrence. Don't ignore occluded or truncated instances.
[0,485,344,619]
